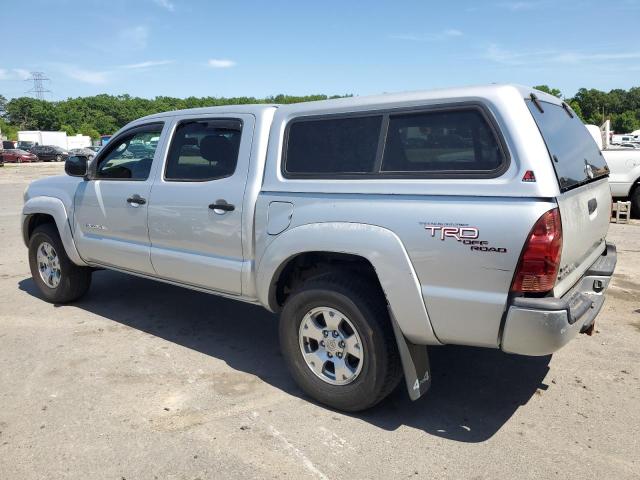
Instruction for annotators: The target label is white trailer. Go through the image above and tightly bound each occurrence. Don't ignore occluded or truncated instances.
[17,131,43,148]
[17,131,91,150]
[18,131,70,150]
[66,134,92,149]
[40,131,68,149]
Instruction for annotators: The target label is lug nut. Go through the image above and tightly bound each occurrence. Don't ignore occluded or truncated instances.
[336,352,343,359]
[332,331,339,338]
[320,340,325,347]
[339,341,345,348]
[323,330,329,337]
[327,352,333,358]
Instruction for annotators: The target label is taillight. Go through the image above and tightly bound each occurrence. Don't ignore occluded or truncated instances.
[511,208,563,294]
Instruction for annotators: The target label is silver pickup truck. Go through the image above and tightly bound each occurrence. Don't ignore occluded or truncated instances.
[22,85,617,411]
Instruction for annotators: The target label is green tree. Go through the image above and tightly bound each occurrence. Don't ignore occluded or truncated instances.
[533,85,563,98]
[610,111,640,133]
[79,123,100,140]
[0,94,7,119]
[0,118,18,140]
[60,124,76,136]
[568,100,584,122]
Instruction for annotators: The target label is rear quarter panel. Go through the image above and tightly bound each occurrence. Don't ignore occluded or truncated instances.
[255,193,556,347]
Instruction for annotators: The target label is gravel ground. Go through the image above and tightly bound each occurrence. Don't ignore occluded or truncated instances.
[1,163,639,479]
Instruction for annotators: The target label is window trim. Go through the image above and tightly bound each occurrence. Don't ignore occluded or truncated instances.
[163,118,244,183]
[90,122,164,182]
[281,102,511,180]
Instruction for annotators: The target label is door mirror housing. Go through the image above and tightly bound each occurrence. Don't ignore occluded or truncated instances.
[65,155,88,177]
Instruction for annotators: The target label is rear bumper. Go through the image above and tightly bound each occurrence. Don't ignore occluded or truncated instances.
[501,244,617,356]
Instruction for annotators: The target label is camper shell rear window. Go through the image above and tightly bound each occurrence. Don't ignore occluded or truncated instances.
[526,99,609,192]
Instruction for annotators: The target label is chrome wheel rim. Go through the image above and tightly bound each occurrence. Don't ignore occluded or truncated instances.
[298,307,364,385]
[37,242,61,288]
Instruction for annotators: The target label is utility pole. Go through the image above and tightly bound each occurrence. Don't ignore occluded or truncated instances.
[25,72,51,100]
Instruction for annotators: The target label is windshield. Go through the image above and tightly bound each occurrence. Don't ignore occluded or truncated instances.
[526,99,609,192]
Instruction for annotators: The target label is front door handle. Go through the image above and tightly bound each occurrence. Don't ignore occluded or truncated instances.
[208,199,235,214]
[126,194,146,207]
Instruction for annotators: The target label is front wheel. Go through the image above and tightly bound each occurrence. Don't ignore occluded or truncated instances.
[279,273,402,412]
[55,155,62,162]
[28,223,92,303]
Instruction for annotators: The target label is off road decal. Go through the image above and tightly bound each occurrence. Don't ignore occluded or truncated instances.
[421,222,507,253]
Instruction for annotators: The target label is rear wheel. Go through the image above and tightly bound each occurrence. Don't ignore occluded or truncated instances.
[279,273,402,412]
[28,223,92,303]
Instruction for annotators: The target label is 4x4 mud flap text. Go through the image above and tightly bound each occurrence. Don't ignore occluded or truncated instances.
[390,310,431,401]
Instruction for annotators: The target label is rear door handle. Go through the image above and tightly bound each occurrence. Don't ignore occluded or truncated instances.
[126,194,146,207]
[209,199,235,214]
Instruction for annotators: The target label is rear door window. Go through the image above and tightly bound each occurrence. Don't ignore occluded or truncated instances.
[165,119,242,181]
[526,99,609,192]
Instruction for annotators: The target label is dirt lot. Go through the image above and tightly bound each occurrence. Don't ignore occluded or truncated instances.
[1,163,639,479]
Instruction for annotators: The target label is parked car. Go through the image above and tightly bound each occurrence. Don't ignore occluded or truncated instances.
[29,145,69,162]
[1,149,38,163]
[69,147,97,160]
[17,141,36,150]
[22,85,616,412]
[601,147,640,215]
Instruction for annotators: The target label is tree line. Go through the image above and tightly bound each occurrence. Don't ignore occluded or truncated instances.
[533,85,640,132]
[1,86,640,141]
[0,93,349,141]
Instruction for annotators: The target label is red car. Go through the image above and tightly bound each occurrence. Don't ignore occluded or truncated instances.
[2,149,38,163]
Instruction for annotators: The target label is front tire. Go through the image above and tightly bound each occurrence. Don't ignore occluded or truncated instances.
[28,223,92,303]
[55,155,62,162]
[279,273,402,412]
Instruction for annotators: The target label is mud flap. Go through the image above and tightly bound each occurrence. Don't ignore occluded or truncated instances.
[389,311,431,401]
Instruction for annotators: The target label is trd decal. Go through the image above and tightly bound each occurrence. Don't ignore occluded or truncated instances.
[421,222,507,253]
[424,225,479,241]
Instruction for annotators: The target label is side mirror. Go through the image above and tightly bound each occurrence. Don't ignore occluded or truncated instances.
[65,155,88,177]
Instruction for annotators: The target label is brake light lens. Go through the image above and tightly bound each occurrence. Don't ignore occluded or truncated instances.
[511,208,563,293]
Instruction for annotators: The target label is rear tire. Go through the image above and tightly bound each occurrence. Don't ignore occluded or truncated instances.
[631,187,640,218]
[28,223,92,303]
[279,272,402,412]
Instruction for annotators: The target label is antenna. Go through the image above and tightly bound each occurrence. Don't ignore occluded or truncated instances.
[25,72,51,100]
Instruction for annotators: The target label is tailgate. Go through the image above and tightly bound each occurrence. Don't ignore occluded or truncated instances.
[525,97,611,297]
[554,178,611,296]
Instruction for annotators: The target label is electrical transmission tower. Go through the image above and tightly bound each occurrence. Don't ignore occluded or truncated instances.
[25,72,51,100]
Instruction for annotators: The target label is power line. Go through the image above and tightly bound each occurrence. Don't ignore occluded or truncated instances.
[25,72,51,100]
